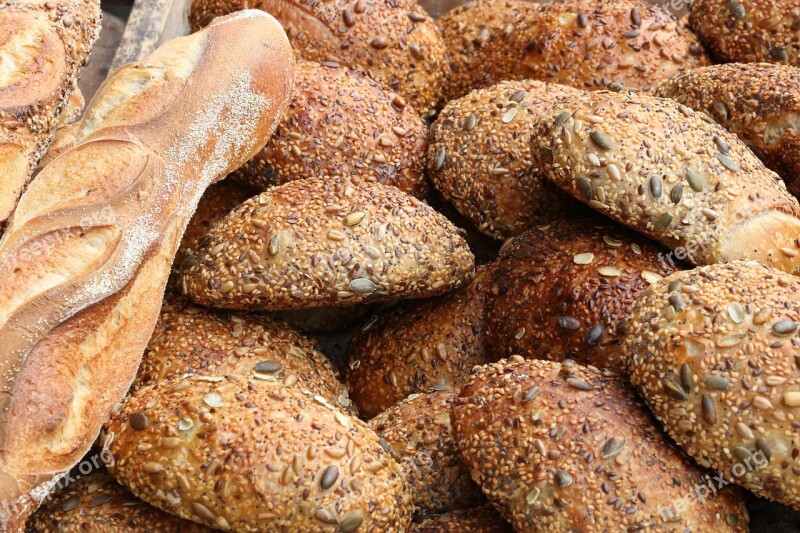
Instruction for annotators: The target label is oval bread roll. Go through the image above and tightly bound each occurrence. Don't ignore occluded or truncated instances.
[134,297,354,414]
[232,61,429,199]
[428,80,584,239]
[369,390,484,517]
[452,357,749,532]
[624,261,800,510]
[105,374,412,531]
[690,0,800,65]
[486,218,676,374]
[654,62,800,197]
[180,176,475,311]
[27,470,211,532]
[189,0,448,116]
[409,506,512,532]
[346,266,492,418]
[438,0,710,102]
[531,90,800,274]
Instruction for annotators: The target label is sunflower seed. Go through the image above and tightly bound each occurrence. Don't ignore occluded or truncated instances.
[502,106,518,123]
[680,363,692,392]
[590,131,613,150]
[558,316,580,331]
[671,182,683,204]
[783,391,800,406]
[268,236,280,256]
[349,278,377,294]
[662,377,688,401]
[554,110,571,126]
[339,512,364,533]
[433,146,446,171]
[716,152,739,171]
[728,302,745,323]
[756,437,772,461]
[649,175,663,200]
[701,394,717,425]
[577,176,593,200]
[772,320,797,335]
[320,465,339,490]
[88,493,113,508]
[669,293,685,312]
[178,418,193,431]
[573,252,594,265]
[585,324,604,345]
[712,101,729,121]
[736,422,754,440]
[602,437,625,458]
[523,386,540,402]
[254,360,281,374]
[641,271,662,284]
[714,135,730,154]
[567,378,593,391]
[370,36,389,49]
[203,392,223,408]
[344,212,365,226]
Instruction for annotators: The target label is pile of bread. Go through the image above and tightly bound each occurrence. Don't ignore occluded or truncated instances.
[4,0,800,530]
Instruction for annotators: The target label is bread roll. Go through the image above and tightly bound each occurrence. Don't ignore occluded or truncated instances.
[180,176,475,312]
[0,0,101,228]
[438,0,709,102]
[346,266,492,418]
[59,88,86,127]
[654,63,800,197]
[27,470,210,532]
[134,297,354,414]
[690,0,800,65]
[409,506,512,532]
[233,60,429,199]
[105,374,413,531]
[428,80,584,239]
[189,0,448,116]
[530,89,800,275]
[369,390,484,517]
[452,357,748,531]
[274,305,371,334]
[0,11,294,528]
[624,260,800,510]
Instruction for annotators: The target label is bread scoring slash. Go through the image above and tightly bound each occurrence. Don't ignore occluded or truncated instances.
[0,10,295,528]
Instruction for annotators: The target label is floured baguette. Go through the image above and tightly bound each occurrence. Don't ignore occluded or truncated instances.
[0,0,101,230]
[0,10,294,529]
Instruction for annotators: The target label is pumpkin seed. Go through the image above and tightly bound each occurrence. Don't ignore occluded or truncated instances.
[649,175,663,200]
[756,437,772,461]
[671,182,683,204]
[772,320,797,335]
[714,135,730,154]
[680,363,692,392]
[555,469,573,487]
[554,110,571,126]
[655,212,673,232]
[770,47,789,61]
[350,278,377,294]
[464,114,476,130]
[701,394,717,425]
[662,377,688,401]
[502,106,518,123]
[728,302,745,323]
[584,324,603,345]
[558,316,580,331]
[577,176,593,200]
[433,146,446,171]
[320,465,339,490]
[590,131,613,150]
[716,152,739,171]
[685,167,703,192]
[602,437,625,458]
[727,0,745,18]
[705,375,732,390]
[253,360,282,374]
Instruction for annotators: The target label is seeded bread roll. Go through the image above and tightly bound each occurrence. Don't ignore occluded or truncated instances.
[531,90,800,275]
[189,0,448,116]
[0,12,294,528]
[232,61,429,199]
[133,297,355,414]
[690,0,800,65]
[624,260,800,510]
[346,266,492,419]
[452,357,749,532]
[428,80,584,240]
[654,63,800,197]
[369,390,484,517]
[0,0,101,228]
[409,506,512,532]
[60,88,85,127]
[438,0,710,102]
[180,176,475,311]
[27,470,210,532]
[105,374,412,531]
[485,219,676,374]
[275,305,371,334]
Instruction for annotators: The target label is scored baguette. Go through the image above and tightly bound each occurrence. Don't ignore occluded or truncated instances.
[0,10,294,528]
[0,0,101,230]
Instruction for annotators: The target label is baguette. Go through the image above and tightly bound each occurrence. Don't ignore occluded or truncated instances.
[0,11,294,528]
[0,0,101,228]
[530,90,800,274]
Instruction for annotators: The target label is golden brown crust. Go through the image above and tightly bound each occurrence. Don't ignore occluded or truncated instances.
[624,260,800,510]
[274,305,371,334]
[232,60,429,199]
[369,390,484,517]
[485,218,676,374]
[452,357,749,532]
[189,0,448,115]
[346,266,492,419]
[409,506,512,533]
[530,89,800,274]
[0,0,101,226]
[27,470,210,532]
[134,296,355,415]
[654,62,800,197]
[105,374,413,531]
[0,12,295,527]
[689,0,800,64]
[180,176,475,312]
[428,80,585,239]
[438,0,709,102]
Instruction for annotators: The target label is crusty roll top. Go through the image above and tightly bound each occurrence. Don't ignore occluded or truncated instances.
[0,10,294,522]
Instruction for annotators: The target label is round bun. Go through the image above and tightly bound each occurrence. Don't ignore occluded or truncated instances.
[27,470,210,532]
[105,374,412,531]
[428,80,584,239]
[624,260,800,510]
[530,89,800,274]
[690,0,800,65]
[485,218,676,374]
[232,60,429,199]
[438,0,709,101]
[369,390,484,517]
[346,266,492,418]
[275,305,371,335]
[180,176,475,311]
[409,506,512,532]
[189,0,448,116]
[451,357,748,531]
[134,296,354,414]
[654,62,800,197]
